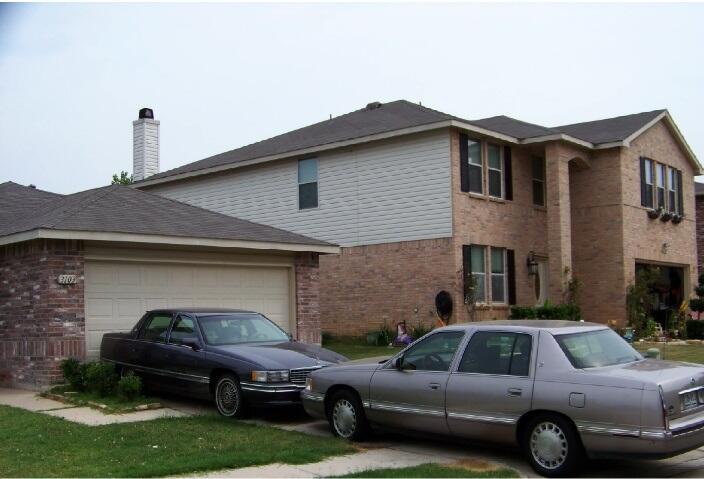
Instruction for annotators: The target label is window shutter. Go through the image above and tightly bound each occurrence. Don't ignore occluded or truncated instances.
[677,169,683,215]
[459,133,469,192]
[507,249,516,305]
[462,245,472,304]
[504,146,513,200]
[640,157,647,207]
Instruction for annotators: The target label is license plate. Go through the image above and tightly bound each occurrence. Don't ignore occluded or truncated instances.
[681,391,699,411]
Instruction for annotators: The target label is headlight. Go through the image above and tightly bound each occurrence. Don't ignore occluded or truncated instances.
[251,370,289,383]
[305,377,313,391]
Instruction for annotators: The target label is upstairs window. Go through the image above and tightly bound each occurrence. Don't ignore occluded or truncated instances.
[487,144,503,198]
[467,139,483,194]
[656,163,666,209]
[298,158,318,209]
[532,156,546,206]
[640,158,654,208]
[668,167,679,214]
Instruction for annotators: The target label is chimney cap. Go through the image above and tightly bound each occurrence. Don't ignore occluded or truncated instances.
[138,108,154,119]
[366,101,382,110]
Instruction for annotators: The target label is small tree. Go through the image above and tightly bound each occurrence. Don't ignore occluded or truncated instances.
[626,267,660,338]
[111,171,133,185]
[689,273,704,320]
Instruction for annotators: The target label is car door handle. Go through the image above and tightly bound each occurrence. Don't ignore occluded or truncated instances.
[429,383,441,390]
[508,388,522,397]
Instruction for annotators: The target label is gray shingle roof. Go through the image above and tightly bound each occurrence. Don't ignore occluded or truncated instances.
[0,182,331,247]
[137,100,670,184]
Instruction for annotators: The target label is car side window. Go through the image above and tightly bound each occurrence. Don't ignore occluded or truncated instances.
[401,331,465,372]
[458,331,532,376]
[169,315,197,345]
[139,314,173,343]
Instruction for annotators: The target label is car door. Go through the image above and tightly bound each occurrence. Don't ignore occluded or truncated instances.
[368,330,465,435]
[163,314,208,395]
[445,330,536,444]
[134,312,174,385]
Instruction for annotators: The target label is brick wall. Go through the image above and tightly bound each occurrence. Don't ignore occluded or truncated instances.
[319,238,456,337]
[0,239,85,388]
[295,252,322,344]
[698,194,704,272]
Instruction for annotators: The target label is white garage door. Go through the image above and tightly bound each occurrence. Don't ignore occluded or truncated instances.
[84,261,291,358]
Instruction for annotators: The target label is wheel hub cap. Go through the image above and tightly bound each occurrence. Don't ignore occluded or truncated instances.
[217,380,239,414]
[333,399,356,438]
[530,421,568,470]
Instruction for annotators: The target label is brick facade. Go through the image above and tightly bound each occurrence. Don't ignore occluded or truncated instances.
[295,252,322,344]
[698,193,704,272]
[0,239,85,388]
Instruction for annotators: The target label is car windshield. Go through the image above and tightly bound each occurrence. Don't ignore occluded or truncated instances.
[555,329,643,368]
[198,314,289,345]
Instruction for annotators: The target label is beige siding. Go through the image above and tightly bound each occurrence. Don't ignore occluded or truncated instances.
[145,131,452,247]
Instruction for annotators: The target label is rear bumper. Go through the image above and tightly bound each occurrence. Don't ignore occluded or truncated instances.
[301,390,326,419]
[583,422,704,459]
[240,381,304,406]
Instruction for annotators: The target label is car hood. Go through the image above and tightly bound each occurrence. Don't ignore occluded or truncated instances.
[207,341,347,370]
[316,356,389,374]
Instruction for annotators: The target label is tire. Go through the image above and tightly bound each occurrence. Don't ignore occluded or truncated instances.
[214,374,247,418]
[522,414,583,477]
[328,390,370,441]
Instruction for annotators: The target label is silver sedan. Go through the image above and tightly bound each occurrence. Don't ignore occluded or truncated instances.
[302,320,704,477]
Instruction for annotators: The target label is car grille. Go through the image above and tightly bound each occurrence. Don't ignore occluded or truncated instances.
[289,366,324,384]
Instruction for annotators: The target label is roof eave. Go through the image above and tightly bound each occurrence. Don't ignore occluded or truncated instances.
[0,229,339,254]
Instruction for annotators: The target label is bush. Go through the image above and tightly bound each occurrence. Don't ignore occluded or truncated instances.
[410,322,432,340]
[510,302,581,321]
[60,358,87,391]
[83,362,118,397]
[117,373,142,401]
[687,320,704,340]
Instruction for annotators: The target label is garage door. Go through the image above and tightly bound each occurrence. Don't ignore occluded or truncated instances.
[84,261,291,358]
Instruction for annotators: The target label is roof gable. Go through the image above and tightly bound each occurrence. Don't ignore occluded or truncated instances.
[551,109,667,144]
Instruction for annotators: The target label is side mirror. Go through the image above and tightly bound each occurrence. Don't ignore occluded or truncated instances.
[393,356,404,370]
[181,337,201,351]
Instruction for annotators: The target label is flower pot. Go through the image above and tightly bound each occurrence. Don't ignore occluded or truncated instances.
[661,212,673,222]
[672,214,683,224]
[647,209,660,219]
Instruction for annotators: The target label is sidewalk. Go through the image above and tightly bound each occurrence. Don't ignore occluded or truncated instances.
[0,387,188,426]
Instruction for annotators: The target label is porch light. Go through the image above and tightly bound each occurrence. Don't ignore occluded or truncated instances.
[527,252,539,276]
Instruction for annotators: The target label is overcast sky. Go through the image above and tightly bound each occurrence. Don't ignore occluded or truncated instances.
[1,3,703,194]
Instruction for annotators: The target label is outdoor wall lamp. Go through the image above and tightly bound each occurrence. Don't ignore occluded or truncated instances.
[527,251,538,276]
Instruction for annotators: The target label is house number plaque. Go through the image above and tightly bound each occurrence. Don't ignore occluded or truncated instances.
[57,274,77,285]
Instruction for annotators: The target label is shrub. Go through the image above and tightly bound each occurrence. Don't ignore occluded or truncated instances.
[410,322,432,340]
[687,320,704,340]
[117,373,142,401]
[321,331,333,344]
[83,362,118,397]
[510,302,580,321]
[375,322,393,346]
[60,358,86,391]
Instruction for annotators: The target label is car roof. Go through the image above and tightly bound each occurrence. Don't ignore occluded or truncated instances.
[146,308,259,315]
[439,320,608,335]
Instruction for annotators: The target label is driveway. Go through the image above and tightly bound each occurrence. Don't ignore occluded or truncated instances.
[160,395,704,478]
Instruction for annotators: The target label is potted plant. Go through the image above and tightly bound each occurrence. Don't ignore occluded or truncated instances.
[660,210,673,222]
[672,213,683,224]
[647,208,661,219]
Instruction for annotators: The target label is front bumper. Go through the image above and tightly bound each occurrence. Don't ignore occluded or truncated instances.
[239,381,305,406]
[301,390,326,419]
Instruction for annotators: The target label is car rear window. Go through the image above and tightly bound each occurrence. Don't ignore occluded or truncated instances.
[555,329,642,368]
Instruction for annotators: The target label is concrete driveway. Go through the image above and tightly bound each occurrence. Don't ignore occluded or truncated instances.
[160,395,704,478]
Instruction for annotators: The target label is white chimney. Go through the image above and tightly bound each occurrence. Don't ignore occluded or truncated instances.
[132,107,160,181]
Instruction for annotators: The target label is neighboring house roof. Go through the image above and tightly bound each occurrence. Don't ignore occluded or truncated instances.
[695,182,704,196]
[0,181,336,252]
[134,100,700,187]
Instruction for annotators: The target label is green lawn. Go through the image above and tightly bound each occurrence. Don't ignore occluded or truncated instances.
[43,385,162,414]
[323,338,396,360]
[335,463,518,478]
[634,342,704,363]
[0,405,352,477]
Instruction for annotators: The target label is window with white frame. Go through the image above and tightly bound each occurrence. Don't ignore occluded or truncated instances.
[470,245,486,303]
[467,139,483,194]
[298,158,318,209]
[668,167,678,213]
[487,144,503,198]
[656,163,666,210]
[491,247,507,303]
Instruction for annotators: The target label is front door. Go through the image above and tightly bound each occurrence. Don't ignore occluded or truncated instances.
[368,330,465,435]
[446,330,535,443]
[163,314,208,395]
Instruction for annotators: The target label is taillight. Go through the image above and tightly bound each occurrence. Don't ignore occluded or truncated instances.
[658,385,670,430]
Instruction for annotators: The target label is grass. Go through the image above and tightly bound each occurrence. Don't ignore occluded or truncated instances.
[44,385,162,414]
[335,463,518,478]
[634,342,704,363]
[323,338,396,360]
[0,405,353,477]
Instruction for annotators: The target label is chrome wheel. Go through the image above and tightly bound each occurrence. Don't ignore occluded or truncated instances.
[530,421,568,471]
[215,377,240,416]
[332,398,357,438]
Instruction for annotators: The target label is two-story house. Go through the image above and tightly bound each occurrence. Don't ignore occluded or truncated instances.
[135,100,701,337]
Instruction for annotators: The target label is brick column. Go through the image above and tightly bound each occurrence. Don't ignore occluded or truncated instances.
[545,143,572,302]
[294,252,321,345]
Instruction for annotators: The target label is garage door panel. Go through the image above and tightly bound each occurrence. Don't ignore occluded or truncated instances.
[85,261,291,358]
